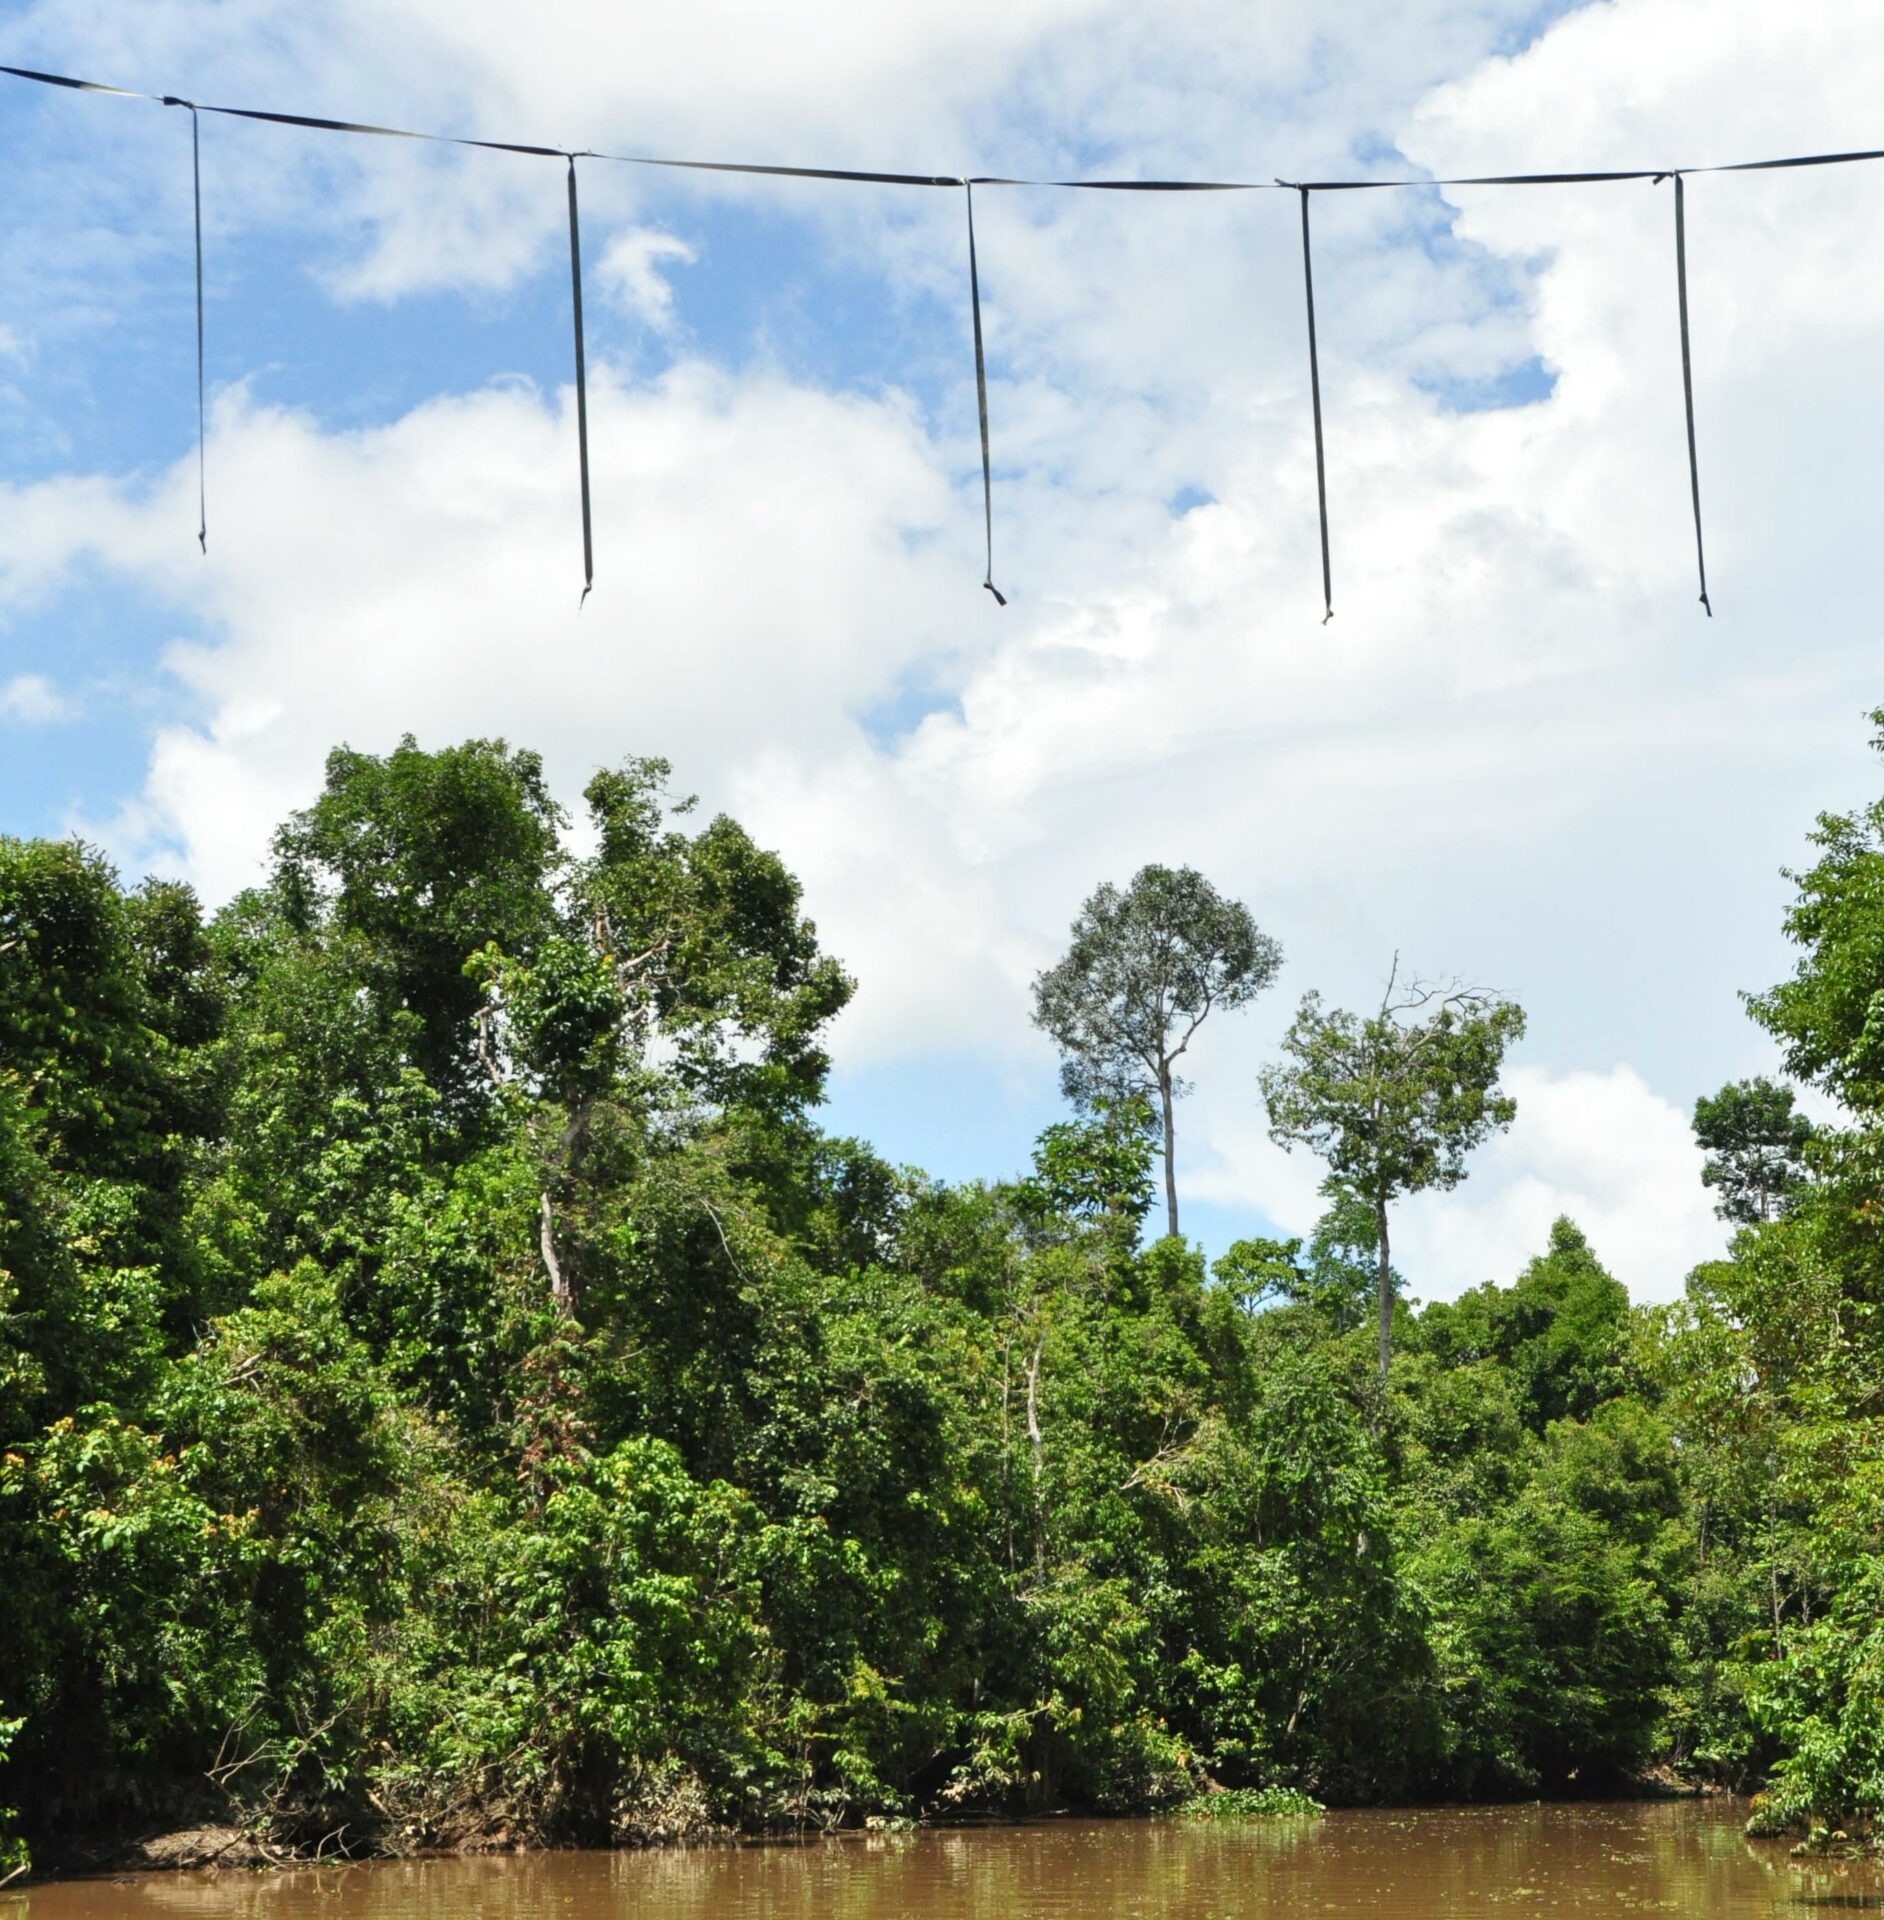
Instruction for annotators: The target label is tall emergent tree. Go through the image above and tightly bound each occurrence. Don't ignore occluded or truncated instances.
[1259,962,1525,1389]
[1032,865,1281,1239]
[1691,1076,1816,1224]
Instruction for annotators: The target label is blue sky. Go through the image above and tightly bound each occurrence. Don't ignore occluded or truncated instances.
[5,0,1884,1297]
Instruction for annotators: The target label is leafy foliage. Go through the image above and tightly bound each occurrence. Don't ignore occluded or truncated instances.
[1,727,1881,1870]
[1692,1077,1816,1224]
[1178,1785,1323,1818]
[1033,865,1280,1236]
[1261,969,1525,1387]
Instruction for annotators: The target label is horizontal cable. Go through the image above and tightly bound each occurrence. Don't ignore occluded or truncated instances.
[7,61,1884,192]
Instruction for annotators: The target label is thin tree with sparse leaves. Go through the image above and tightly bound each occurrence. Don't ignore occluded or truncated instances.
[1260,960,1525,1391]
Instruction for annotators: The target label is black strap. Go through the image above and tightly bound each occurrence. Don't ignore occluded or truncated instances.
[1672,175,1711,615]
[604,154,963,188]
[969,174,1264,191]
[566,158,593,605]
[965,184,1005,606]
[15,55,1884,621]
[1297,188,1333,624]
[188,106,206,552]
[11,60,1884,193]
[156,95,208,550]
[207,106,566,159]
[0,62,570,156]
[2,64,144,99]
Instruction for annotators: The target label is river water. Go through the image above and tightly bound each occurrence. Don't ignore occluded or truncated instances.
[12,1802,1884,1918]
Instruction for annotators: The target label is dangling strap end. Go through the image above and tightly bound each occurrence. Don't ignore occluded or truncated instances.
[565,155,596,605]
[1298,186,1335,628]
[183,100,208,556]
[964,183,1005,605]
[1673,172,1711,618]
[578,581,592,611]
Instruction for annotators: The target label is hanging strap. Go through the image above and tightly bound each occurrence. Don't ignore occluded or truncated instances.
[1296,187,1333,623]
[565,156,593,606]
[7,59,1844,616]
[179,102,206,552]
[964,183,1006,606]
[1672,174,1711,615]
[156,97,208,550]
[185,104,206,551]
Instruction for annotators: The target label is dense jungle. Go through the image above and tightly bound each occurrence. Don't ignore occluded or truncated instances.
[1,721,1881,1880]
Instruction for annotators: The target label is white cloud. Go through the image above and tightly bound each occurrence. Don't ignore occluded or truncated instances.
[1391,1065,1724,1303]
[1,366,968,901]
[3,0,1880,1299]
[0,673,73,723]
[1183,1055,1723,1304]
[316,147,567,304]
[595,228,697,333]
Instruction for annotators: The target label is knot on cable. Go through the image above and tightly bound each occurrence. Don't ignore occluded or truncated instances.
[984,581,1007,607]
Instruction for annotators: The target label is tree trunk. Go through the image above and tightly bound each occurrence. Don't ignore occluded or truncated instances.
[540,1189,574,1315]
[1024,1331,1046,1575]
[1375,1189,1393,1393]
[1160,1068,1179,1239]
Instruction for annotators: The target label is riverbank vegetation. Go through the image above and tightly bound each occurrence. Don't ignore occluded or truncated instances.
[2,723,1881,1874]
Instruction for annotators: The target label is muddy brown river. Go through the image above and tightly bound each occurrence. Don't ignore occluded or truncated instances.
[11,1802,1884,1918]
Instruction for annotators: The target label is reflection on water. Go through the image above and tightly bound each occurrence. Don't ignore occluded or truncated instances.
[10,1801,1884,1919]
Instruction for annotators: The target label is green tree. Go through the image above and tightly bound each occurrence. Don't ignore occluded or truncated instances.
[1404,1400,1683,1792]
[1301,1189,1399,1338]
[1212,1235,1307,1315]
[577,757,854,1116]
[272,735,566,1118]
[27,724,1884,1858]
[1661,710,1884,1832]
[0,840,224,1408]
[465,756,855,1317]
[0,1716,24,1884]
[1749,709,1884,1115]
[1259,964,1525,1390]
[1032,866,1281,1240]
[1420,1218,1628,1432]
[1210,1190,1397,1337]
[1692,1077,1816,1224]
[1019,1095,1158,1248]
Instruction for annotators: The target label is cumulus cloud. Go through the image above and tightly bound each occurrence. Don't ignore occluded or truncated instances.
[0,673,73,723]
[1,0,1876,1295]
[0,366,968,900]
[1391,1066,1724,1303]
[1180,1058,1723,1305]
